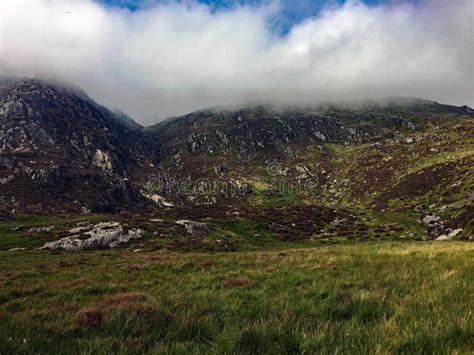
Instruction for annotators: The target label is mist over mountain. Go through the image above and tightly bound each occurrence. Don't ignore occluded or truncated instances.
[2,0,473,124]
[1,77,472,220]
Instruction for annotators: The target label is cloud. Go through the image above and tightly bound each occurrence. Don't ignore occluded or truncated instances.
[1,0,473,124]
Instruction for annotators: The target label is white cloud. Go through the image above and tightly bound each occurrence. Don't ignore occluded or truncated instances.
[1,0,473,124]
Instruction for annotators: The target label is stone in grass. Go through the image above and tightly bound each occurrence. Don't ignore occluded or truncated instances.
[435,228,463,241]
[28,226,56,233]
[422,215,440,225]
[175,220,209,236]
[448,229,463,238]
[40,222,144,251]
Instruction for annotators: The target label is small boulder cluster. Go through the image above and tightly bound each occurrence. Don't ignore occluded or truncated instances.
[416,205,463,241]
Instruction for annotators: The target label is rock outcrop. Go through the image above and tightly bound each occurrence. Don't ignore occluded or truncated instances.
[40,222,144,251]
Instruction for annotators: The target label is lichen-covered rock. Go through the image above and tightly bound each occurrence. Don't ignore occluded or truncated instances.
[40,222,144,251]
[92,149,113,171]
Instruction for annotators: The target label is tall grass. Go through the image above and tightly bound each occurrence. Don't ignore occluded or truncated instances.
[0,241,472,353]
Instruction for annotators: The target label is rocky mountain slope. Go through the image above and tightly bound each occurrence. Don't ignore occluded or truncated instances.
[147,102,473,237]
[0,78,160,213]
[1,78,472,238]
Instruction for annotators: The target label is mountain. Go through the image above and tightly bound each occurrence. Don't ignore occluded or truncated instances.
[146,102,473,236]
[0,78,160,213]
[0,78,472,237]
[112,109,143,130]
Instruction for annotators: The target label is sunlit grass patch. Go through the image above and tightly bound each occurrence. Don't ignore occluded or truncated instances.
[0,240,473,352]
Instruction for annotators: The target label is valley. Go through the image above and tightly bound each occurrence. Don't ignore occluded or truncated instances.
[0,77,473,353]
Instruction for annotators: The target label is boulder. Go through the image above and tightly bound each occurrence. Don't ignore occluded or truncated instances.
[40,222,144,251]
[435,235,451,241]
[81,206,91,214]
[175,220,209,236]
[429,225,446,238]
[414,205,425,213]
[147,194,175,207]
[448,229,463,238]
[422,215,440,225]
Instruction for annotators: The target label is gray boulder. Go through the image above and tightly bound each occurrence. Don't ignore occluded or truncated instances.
[423,215,440,225]
[40,222,144,251]
[80,206,91,214]
[176,220,209,236]
[448,229,463,238]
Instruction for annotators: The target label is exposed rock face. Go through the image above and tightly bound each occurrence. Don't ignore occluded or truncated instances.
[92,149,113,171]
[40,222,144,251]
[0,78,160,214]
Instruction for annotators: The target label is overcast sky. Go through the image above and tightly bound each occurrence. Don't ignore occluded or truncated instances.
[1,0,473,124]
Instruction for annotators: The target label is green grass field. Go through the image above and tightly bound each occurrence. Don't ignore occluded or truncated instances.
[1,236,473,354]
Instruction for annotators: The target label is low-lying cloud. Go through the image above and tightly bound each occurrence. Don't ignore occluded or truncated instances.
[1,0,473,124]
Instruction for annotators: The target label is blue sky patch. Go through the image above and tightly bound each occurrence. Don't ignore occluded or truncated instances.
[98,0,397,34]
